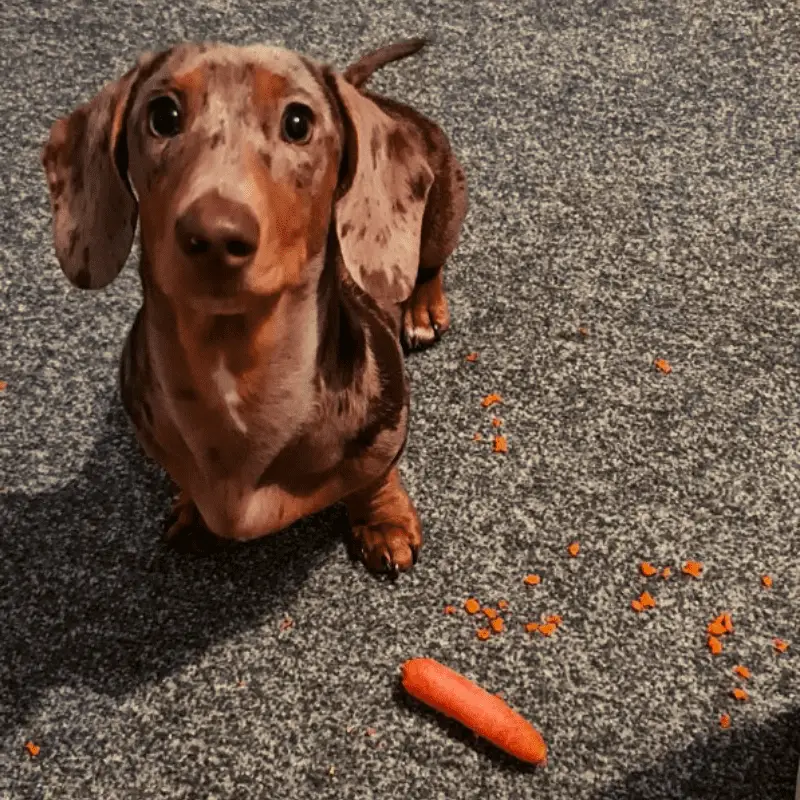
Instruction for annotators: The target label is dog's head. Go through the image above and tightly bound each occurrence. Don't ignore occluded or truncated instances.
[42,43,433,313]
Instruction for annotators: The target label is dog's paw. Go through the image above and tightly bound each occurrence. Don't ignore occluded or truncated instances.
[348,521,422,578]
[164,491,230,555]
[402,277,450,351]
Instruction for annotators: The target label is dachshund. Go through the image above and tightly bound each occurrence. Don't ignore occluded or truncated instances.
[41,38,468,575]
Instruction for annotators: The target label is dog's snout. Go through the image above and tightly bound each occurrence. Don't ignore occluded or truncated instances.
[176,192,260,269]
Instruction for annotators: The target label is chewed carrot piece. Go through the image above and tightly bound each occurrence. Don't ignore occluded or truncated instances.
[472,433,482,442]
[719,713,731,729]
[682,560,704,578]
[539,623,557,637]
[639,592,656,610]
[639,562,658,577]
[481,393,503,408]
[654,358,672,374]
[490,618,505,633]
[524,622,540,633]
[545,615,563,627]
[708,636,723,655]
[721,613,734,634]
[491,418,503,428]
[497,599,509,610]
[567,542,580,558]
[464,598,481,615]
[483,607,498,620]
[443,605,458,615]
[631,599,644,613]
[493,435,508,453]
[524,574,541,586]
[661,567,672,579]
[578,326,589,337]
[733,665,751,680]
[465,352,479,362]
[0,380,7,391]
[761,575,773,588]
[707,620,727,637]
[476,628,491,641]
[24,741,40,757]
[773,638,789,653]
[401,658,547,765]
[731,688,749,702]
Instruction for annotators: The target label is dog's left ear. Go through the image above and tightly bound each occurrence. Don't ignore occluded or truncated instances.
[326,72,434,306]
[41,52,157,290]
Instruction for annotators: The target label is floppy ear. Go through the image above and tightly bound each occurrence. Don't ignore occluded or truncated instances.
[41,57,151,290]
[327,73,434,306]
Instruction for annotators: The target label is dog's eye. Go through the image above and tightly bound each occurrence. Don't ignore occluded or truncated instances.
[281,103,314,144]
[148,95,182,138]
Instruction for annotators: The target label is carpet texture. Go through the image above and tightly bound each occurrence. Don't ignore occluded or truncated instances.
[1,1,798,798]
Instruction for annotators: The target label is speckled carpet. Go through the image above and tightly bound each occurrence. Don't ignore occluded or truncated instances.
[1,1,799,798]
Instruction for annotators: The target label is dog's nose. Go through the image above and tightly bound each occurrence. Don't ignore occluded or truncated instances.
[175,192,260,269]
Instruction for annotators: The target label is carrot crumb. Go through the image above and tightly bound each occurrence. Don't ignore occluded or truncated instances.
[707,620,727,637]
[493,435,508,453]
[578,326,589,337]
[708,636,723,655]
[733,665,751,680]
[773,638,789,653]
[524,574,541,586]
[524,622,540,633]
[722,613,734,634]
[472,432,482,442]
[682,560,704,578]
[0,381,7,392]
[443,605,458,615]
[761,575,773,589]
[24,741,39,757]
[497,599,509,610]
[465,352,479,362]
[490,618,505,633]
[481,393,503,408]
[719,713,731,729]
[654,358,672,374]
[483,607,498,620]
[567,542,580,558]
[464,598,481,615]
[639,562,658,577]
[476,628,491,641]
[731,688,749,702]
[631,599,644,612]
[491,417,503,428]
[539,622,557,637]
[639,591,656,610]
[546,614,563,627]
[661,567,672,579]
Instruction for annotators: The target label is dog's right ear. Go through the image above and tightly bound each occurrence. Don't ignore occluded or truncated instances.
[41,52,159,290]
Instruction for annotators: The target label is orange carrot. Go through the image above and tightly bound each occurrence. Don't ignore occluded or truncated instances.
[682,560,703,578]
[465,352,479,362]
[472,432,482,442]
[539,622,557,637]
[661,567,672,579]
[497,599,509,610]
[545,614,563,627]
[490,618,505,633]
[773,638,789,653]
[707,620,727,637]
[481,393,503,408]
[464,598,480,615]
[524,574,541,586]
[639,562,658,577]
[733,665,751,680]
[654,358,672,374]
[721,613,734,634]
[639,591,656,610]
[578,326,589,337]
[567,542,580,558]
[731,688,749,702]
[476,628,491,641]
[524,622,540,633]
[631,599,644,613]
[491,418,503,428]
[493,435,508,453]
[483,607,498,620]
[443,605,458,615]
[761,575,773,588]
[401,658,547,765]
[719,713,731,729]
[708,636,723,655]
[24,741,40,757]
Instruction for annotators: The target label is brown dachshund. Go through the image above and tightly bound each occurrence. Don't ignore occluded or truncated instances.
[41,38,467,575]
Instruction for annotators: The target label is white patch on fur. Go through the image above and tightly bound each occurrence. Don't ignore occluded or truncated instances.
[212,357,247,433]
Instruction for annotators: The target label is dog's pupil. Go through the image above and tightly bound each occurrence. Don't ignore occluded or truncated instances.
[149,98,180,137]
[283,104,312,142]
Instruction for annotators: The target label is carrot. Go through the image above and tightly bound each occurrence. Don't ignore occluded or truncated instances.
[773,638,789,653]
[578,326,589,337]
[654,358,672,374]
[472,432,482,442]
[476,628,491,641]
[483,607,498,620]
[443,605,458,615]
[491,417,503,428]
[721,613,734,634]
[707,620,727,637]
[567,542,580,558]
[493,435,508,453]
[481,393,503,408]
[24,741,40,757]
[733,665,751,680]
[545,614,563,627]
[524,622,540,633]
[465,352,479,362]
[719,713,731,729]
[639,591,656,610]
[708,636,723,655]
[490,618,504,633]
[538,622,557,637]
[731,688,749,702]
[761,575,772,588]
[639,562,658,577]
[400,658,547,765]
[523,574,541,586]
[464,598,481,615]
[0,380,7,392]
[682,560,703,578]
[631,599,644,613]
[661,567,672,579]
[497,599,509,610]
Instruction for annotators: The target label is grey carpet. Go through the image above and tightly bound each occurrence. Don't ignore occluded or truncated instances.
[1,1,799,798]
